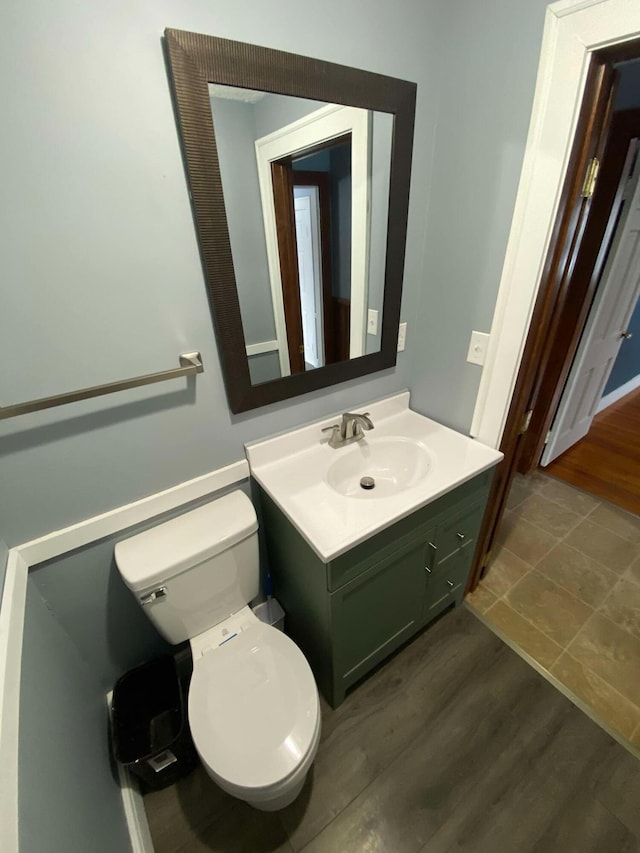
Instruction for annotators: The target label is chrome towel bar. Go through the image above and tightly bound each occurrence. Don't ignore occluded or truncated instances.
[0,351,204,421]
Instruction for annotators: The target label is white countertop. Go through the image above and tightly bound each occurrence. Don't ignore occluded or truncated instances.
[246,391,503,562]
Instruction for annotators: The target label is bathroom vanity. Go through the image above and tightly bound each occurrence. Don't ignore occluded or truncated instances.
[257,471,490,706]
[246,392,502,707]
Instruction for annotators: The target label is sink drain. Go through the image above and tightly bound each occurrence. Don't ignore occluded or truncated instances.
[360,476,376,490]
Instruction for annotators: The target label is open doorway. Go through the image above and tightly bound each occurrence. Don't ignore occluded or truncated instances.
[512,63,640,519]
[270,137,353,374]
[468,29,640,757]
[539,92,640,516]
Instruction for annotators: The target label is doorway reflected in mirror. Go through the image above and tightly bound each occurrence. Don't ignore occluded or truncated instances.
[209,85,391,386]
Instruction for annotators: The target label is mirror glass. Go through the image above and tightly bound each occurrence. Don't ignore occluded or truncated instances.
[163,29,416,413]
[209,85,393,386]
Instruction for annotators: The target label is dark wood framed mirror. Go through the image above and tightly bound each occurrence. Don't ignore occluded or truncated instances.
[164,28,416,413]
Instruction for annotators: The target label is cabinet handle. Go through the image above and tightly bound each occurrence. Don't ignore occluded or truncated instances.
[456,532,466,541]
[446,580,455,588]
[425,541,437,574]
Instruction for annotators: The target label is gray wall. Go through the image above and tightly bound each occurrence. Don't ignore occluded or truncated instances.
[30,479,254,689]
[0,0,445,549]
[248,350,281,384]
[410,0,550,431]
[367,112,394,354]
[253,93,326,138]
[211,96,277,347]
[30,538,172,689]
[19,580,131,853]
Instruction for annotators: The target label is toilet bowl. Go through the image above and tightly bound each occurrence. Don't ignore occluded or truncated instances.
[114,491,321,811]
[189,609,320,810]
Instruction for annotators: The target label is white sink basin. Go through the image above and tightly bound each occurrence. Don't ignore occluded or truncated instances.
[246,391,502,561]
[325,436,431,498]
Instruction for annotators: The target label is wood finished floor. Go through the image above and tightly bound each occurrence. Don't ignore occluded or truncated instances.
[544,387,640,516]
[143,607,640,853]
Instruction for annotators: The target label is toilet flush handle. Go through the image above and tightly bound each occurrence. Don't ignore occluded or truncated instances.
[140,586,168,606]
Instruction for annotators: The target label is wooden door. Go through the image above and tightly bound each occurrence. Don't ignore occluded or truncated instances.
[271,159,305,374]
[543,146,640,464]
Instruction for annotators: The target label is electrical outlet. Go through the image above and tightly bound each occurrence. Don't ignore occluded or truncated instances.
[397,322,407,352]
[367,308,379,335]
[466,331,490,366]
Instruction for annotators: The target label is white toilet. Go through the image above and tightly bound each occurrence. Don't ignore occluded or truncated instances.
[114,490,321,811]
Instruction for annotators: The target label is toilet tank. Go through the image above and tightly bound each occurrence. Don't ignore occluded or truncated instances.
[114,491,259,645]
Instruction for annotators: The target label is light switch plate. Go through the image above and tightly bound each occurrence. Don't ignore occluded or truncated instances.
[467,331,490,366]
[367,308,379,335]
[397,322,407,352]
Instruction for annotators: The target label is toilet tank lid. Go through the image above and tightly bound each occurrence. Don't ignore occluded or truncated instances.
[114,490,258,592]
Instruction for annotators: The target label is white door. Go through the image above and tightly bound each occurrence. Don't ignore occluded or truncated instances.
[255,104,370,375]
[542,143,640,465]
[294,188,324,369]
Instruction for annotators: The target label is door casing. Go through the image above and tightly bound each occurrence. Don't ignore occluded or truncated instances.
[466,0,640,591]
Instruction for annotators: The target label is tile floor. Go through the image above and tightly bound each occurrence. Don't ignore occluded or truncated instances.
[143,607,640,853]
[467,471,640,753]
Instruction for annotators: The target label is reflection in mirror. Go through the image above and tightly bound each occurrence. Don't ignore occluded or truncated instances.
[163,28,416,413]
[209,85,392,386]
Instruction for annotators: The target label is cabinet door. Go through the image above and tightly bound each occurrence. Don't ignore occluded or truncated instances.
[434,499,485,566]
[331,536,431,694]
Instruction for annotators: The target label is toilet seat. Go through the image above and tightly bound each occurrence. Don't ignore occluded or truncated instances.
[188,622,319,792]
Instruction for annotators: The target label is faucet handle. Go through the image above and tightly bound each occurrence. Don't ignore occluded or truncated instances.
[321,423,343,449]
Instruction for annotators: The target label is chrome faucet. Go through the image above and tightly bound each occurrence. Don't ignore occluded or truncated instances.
[322,411,374,449]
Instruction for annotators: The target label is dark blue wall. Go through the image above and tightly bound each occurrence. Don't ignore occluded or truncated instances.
[603,297,640,395]
[601,60,640,397]
[614,59,640,110]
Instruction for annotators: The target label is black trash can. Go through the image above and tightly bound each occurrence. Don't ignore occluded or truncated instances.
[111,655,198,790]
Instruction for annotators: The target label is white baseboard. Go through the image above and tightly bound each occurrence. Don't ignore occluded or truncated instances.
[596,373,640,414]
[18,459,249,567]
[106,690,155,853]
[117,763,155,853]
[0,551,28,853]
[246,340,278,357]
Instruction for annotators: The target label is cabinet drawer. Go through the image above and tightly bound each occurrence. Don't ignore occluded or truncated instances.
[425,547,473,616]
[435,499,485,565]
[328,522,436,591]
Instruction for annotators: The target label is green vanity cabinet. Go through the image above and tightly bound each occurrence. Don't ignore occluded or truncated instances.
[256,469,492,707]
[331,534,434,696]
